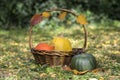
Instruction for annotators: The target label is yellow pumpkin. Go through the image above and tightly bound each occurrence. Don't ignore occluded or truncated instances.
[52,37,72,51]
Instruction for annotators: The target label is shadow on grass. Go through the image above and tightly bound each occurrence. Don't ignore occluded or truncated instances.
[104,53,120,63]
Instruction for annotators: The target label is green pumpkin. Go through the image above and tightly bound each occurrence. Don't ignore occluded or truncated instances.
[70,53,97,71]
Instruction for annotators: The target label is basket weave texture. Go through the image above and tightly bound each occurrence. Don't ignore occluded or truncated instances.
[29,8,87,66]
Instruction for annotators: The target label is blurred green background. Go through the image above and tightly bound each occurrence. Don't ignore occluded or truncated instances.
[0,0,120,29]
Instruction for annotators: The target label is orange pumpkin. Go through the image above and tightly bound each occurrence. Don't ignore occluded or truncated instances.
[35,43,54,51]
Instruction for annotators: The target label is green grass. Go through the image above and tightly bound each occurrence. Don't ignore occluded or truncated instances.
[0,24,120,80]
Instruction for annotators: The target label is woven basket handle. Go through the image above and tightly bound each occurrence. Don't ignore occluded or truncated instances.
[29,8,87,52]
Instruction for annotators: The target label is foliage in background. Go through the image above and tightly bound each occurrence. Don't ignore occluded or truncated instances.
[0,0,120,29]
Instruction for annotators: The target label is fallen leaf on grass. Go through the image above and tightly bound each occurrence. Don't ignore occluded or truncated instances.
[89,78,98,80]
[50,73,56,78]
[72,70,88,75]
[40,73,47,78]
[78,70,88,75]
[62,66,102,75]
[109,76,120,80]
[72,70,79,75]
[92,68,104,73]
[62,65,71,71]
[99,77,104,80]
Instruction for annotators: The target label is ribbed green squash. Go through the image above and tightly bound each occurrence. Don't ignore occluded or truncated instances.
[71,53,97,71]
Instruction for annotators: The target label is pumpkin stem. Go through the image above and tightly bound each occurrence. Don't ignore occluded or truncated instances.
[82,25,87,52]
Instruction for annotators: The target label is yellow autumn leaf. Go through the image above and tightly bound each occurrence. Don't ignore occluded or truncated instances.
[72,70,79,75]
[42,12,51,18]
[40,73,47,78]
[113,51,120,54]
[58,12,67,20]
[78,70,88,75]
[50,73,56,78]
[76,14,87,25]
[99,77,104,80]
[92,68,104,73]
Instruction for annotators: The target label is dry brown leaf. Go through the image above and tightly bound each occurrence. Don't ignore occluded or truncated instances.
[99,77,104,80]
[89,78,98,80]
[30,14,42,26]
[50,73,56,78]
[92,68,104,73]
[72,70,88,75]
[78,70,88,75]
[62,65,71,71]
[109,76,120,80]
[40,73,47,78]
[72,70,79,75]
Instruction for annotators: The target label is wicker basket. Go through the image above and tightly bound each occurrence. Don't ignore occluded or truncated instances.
[29,8,87,66]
